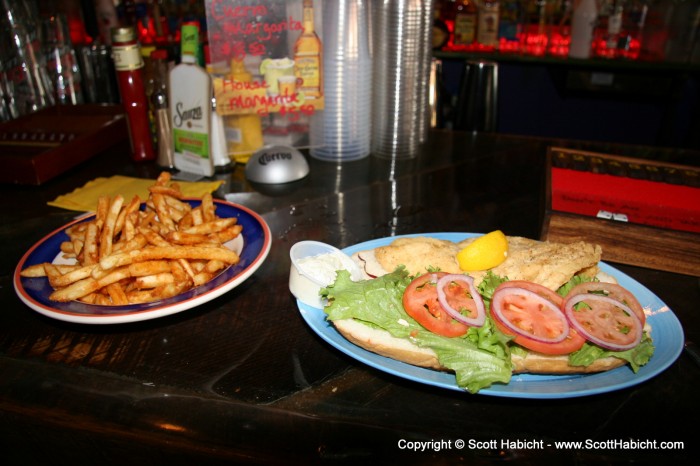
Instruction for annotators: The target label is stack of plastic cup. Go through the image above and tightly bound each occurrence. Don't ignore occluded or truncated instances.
[309,0,371,162]
[371,0,432,159]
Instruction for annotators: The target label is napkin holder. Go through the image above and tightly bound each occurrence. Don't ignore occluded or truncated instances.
[0,105,127,185]
[541,147,700,277]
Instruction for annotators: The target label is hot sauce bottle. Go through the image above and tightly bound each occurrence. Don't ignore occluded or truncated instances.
[111,26,156,162]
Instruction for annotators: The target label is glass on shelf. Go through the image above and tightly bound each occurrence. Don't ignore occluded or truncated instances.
[0,1,54,118]
[41,13,84,105]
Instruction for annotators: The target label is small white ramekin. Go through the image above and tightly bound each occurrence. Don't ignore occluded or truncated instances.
[289,241,362,308]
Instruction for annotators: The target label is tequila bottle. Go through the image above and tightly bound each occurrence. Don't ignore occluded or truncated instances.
[294,0,323,100]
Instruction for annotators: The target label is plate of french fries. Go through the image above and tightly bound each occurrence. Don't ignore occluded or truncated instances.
[13,172,271,324]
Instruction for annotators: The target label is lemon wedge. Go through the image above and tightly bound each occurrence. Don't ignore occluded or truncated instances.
[457,230,509,271]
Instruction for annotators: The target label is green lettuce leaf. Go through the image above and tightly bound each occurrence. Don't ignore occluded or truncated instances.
[321,268,655,393]
[568,333,655,372]
[322,269,512,393]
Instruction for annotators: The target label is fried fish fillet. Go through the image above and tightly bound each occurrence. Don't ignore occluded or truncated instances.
[372,236,602,291]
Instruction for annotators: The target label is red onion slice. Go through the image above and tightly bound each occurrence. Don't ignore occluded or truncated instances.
[491,287,570,344]
[564,293,643,351]
[436,274,486,327]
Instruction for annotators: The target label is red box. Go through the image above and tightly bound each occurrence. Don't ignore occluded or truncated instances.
[0,105,127,185]
[551,166,700,234]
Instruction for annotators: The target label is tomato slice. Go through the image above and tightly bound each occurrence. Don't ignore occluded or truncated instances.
[563,293,643,351]
[490,282,586,355]
[402,272,470,337]
[565,282,646,327]
[501,280,564,307]
[436,274,485,327]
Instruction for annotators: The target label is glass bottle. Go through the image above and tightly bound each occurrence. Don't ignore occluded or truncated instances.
[225,59,264,164]
[294,0,322,100]
[595,0,625,58]
[498,0,523,53]
[439,0,458,50]
[639,0,669,62]
[548,0,574,57]
[476,0,501,51]
[169,22,214,176]
[520,0,551,56]
[0,0,53,118]
[569,0,598,59]
[111,26,156,162]
[453,0,478,51]
[617,0,648,60]
[41,13,84,105]
[433,1,451,50]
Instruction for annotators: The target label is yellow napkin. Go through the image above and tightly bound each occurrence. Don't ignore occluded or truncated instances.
[48,175,224,212]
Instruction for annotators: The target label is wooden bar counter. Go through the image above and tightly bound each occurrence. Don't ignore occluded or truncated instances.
[0,129,698,465]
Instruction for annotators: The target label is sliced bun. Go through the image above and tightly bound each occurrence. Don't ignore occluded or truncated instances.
[345,241,628,376]
[510,352,626,374]
[333,318,442,370]
[333,318,627,375]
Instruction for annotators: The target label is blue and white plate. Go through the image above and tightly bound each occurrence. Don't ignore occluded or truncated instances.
[296,233,685,398]
[14,199,271,324]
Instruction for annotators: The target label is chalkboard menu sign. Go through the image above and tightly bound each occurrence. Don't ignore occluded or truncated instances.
[205,0,324,162]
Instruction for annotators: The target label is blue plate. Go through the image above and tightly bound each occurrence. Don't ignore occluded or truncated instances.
[296,233,684,398]
[14,200,271,324]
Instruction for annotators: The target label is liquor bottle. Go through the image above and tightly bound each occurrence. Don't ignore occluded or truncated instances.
[609,0,625,54]
[294,0,322,100]
[169,22,214,176]
[476,0,501,51]
[569,0,598,59]
[547,0,574,57]
[453,0,478,50]
[520,0,550,56]
[433,2,451,50]
[498,0,522,53]
[111,26,155,162]
[639,0,669,61]
[439,0,457,50]
[225,59,264,164]
[617,0,648,60]
[596,0,624,58]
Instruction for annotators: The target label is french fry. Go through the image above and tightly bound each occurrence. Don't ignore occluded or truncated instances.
[152,193,175,231]
[105,283,129,305]
[49,266,130,302]
[115,195,141,239]
[82,222,99,265]
[95,196,109,230]
[155,171,171,186]
[183,218,237,235]
[209,225,243,244]
[99,195,124,259]
[205,260,227,274]
[100,246,239,271]
[148,185,183,198]
[177,258,196,282]
[166,231,212,245]
[60,242,76,256]
[49,264,99,288]
[139,226,171,247]
[201,192,216,223]
[134,272,174,289]
[20,263,80,278]
[193,271,214,286]
[22,172,242,306]
[128,260,172,277]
